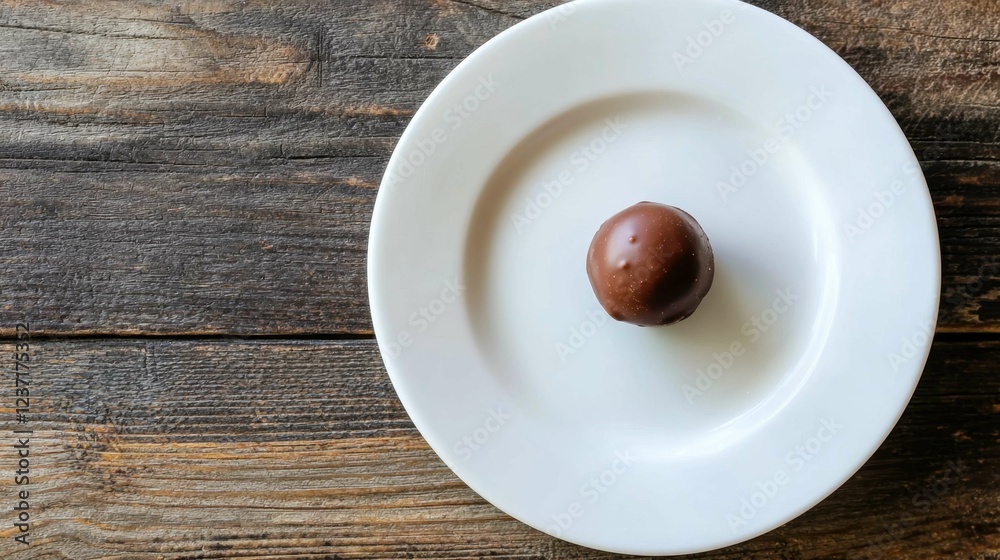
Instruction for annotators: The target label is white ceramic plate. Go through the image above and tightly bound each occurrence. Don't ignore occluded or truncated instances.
[367,0,940,554]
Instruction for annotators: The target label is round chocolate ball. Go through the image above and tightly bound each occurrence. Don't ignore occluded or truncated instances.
[586,202,714,326]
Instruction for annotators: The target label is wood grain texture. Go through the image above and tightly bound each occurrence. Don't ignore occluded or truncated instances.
[0,0,997,335]
[0,338,996,560]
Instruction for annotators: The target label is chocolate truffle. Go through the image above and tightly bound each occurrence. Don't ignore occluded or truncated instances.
[586,202,714,326]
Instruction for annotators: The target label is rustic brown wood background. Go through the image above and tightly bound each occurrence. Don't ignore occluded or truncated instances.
[0,0,997,558]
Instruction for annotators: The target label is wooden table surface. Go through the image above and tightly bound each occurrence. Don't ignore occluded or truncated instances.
[0,0,997,558]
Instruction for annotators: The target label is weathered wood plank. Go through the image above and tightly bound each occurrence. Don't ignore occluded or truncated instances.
[0,337,996,559]
[0,158,996,336]
[0,0,995,173]
[0,0,994,161]
[0,166,378,336]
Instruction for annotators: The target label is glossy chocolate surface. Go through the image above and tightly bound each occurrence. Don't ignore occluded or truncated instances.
[586,202,714,326]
